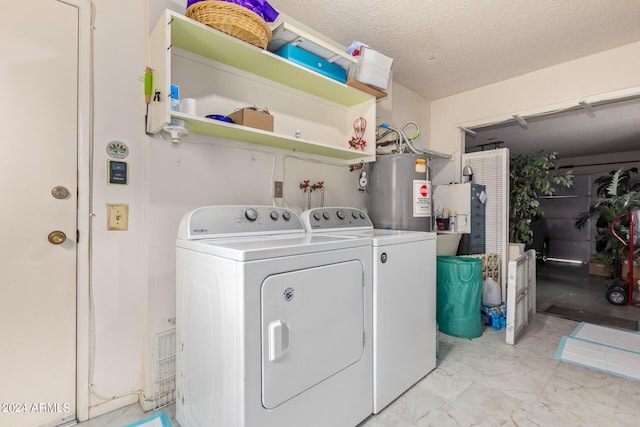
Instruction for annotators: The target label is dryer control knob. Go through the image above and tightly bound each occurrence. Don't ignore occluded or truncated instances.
[244,208,258,222]
[270,211,279,220]
[282,211,291,221]
[352,211,359,219]
[312,212,322,221]
[322,211,330,220]
[359,212,367,220]
[336,209,345,220]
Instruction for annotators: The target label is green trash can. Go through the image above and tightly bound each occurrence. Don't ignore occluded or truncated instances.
[436,256,483,338]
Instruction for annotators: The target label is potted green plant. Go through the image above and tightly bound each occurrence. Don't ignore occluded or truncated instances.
[509,151,574,254]
[575,167,640,277]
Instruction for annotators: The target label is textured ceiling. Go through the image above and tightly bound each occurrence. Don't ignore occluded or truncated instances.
[268,0,640,159]
[268,0,640,101]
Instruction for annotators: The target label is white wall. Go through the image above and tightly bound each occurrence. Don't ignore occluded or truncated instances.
[381,83,432,152]
[429,41,640,181]
[85,0,147,417]
[83,0,431,418]
[85,0,640,419]
[84,1,640,418]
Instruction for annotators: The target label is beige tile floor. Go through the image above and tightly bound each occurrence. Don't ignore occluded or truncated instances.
[77,312,640,427]
[359,313,640,427]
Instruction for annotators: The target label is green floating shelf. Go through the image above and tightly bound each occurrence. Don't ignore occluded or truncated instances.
[169,12,372,107]
[175,113,375,162]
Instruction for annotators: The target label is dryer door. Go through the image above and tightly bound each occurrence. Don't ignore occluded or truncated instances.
[261,260,364,409]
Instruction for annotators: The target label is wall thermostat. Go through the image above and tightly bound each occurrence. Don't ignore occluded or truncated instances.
[108,160,128,185]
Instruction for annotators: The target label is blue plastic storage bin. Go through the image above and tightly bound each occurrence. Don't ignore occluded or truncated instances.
[274,44,347,83]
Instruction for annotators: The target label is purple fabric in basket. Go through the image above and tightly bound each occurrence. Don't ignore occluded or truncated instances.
[187,0,279,22]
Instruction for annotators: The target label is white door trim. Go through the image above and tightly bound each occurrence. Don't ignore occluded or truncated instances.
[56,0,93,422]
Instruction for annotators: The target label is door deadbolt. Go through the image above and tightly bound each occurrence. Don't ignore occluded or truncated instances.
[51,186,70,199]
[48,231,67,245]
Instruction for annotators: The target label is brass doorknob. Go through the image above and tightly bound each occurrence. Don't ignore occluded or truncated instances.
[51,186,70,199]
[48,231,67,245]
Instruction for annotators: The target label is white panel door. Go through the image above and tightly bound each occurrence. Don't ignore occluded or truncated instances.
[0,1,78,426]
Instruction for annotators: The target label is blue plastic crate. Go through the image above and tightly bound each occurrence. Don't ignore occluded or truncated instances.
[274,44,347,83]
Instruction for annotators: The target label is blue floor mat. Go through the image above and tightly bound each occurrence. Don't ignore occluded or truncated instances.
[555,322,640,381]
[122,412,171,427]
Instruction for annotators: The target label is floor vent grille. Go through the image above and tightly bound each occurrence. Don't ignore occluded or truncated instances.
[152,328,176,410]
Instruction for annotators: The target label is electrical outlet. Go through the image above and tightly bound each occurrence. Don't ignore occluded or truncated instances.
[107,204,129,230]
[274,181,283,198]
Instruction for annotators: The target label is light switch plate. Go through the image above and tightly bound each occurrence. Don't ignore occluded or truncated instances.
[274,181,283,198]
[107,204,129,230]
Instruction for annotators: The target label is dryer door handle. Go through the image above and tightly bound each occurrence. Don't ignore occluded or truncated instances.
[268,320,290,362]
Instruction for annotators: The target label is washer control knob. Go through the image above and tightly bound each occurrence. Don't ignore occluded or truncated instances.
[322,211,330,220]
[270,211,279,220]
[352,211,359,219]
[282,211,291,221]
[244,208,258,222]
[336,209,345,220]
[312,211,322,221]
[359,212,367,220]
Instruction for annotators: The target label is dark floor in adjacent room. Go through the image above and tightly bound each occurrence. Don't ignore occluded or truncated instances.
[536,260,640,327]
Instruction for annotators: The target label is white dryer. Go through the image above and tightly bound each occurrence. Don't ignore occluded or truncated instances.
[300,207,437,414]
[175,206,373,427]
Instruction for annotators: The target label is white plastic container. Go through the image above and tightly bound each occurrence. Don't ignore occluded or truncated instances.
[355,46,393,90]
[482,277,501,306]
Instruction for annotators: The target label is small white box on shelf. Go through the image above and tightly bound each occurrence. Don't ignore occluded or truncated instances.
[354,46,393,90]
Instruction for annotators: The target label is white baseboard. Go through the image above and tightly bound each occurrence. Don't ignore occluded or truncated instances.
[88,394,140,420]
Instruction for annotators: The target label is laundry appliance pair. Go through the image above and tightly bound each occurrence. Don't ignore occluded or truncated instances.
[175,205,436,427]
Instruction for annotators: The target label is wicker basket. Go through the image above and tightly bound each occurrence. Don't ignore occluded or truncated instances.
[186,1,272,49]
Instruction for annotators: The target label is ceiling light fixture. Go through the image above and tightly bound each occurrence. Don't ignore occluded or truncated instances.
[513,115,528,129]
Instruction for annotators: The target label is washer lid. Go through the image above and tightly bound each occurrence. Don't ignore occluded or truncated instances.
[325,228,436,246]
[176,233,371,261]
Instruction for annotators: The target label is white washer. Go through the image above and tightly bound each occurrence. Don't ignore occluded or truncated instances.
[175,206,373,427]
[300,207,437,414]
